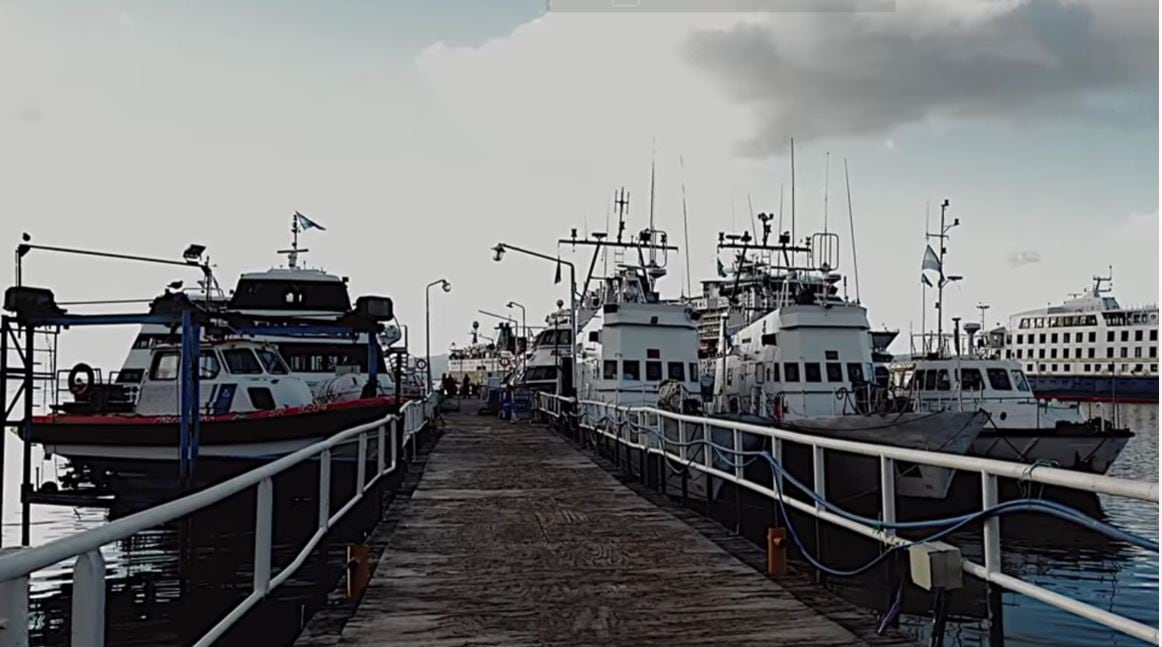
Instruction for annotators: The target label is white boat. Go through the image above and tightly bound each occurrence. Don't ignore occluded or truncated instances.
[512,307,575,394]
[112,216,401,403]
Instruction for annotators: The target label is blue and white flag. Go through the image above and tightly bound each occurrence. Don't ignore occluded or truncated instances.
[921,244,941,273]
[295,211,326,231]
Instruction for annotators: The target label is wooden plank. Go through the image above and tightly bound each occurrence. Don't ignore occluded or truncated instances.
[337,414,903,646]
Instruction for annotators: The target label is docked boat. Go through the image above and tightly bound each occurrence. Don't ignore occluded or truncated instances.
[112,215,403,403]
[513,306,575,394]
[1000,271,1158,403]
[447,320,519,388]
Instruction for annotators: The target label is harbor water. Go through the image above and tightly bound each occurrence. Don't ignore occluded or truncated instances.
[1,404,1157,646]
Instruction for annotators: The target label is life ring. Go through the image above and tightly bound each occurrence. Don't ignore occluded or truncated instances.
[68,362,95,397]
[500,357,512,368]
[415,358,428,370]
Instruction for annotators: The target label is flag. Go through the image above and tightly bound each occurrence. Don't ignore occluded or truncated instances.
[295,211,326,231]
[921,244,941,273]
[554,257,562,284]
[921,273,933,287]
[716,258,726,278]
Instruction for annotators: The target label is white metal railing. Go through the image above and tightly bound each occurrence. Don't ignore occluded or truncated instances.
[0,392,440,647]
[533,392,1159,644]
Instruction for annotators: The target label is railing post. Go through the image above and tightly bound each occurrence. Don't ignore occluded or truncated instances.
[0,548,29,647]
[880,455,896,534]
[376,424,386,477]
[703,422,713,516]
[982,472,1005,647]
[318,449,331,530]
[733,427,744,534]
[357,432,368,493]
[254,477,273,596]
[812,445,826,512]
[771,438,783,527]
[71,549,106,647]
[657,413,666,495]
[389,421,398,472]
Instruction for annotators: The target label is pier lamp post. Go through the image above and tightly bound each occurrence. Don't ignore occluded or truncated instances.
[507,301,528,353]
[425,279,451,394]
[491,243,579,398]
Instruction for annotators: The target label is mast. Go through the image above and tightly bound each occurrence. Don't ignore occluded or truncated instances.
[822,151,830,235]
[844,159,861,303]
[790,137,796,245]
[648,145,657,265]
[925,198,955,355]
[680,155,692,298]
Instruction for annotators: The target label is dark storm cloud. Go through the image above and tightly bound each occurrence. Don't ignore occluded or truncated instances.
[683,0,1158,155]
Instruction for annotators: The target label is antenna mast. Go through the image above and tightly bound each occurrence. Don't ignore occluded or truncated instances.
[844,158,861,303]
[680,155,692,297]
[648,143,657,265]
[790,137,797,245]
[823,151,830,235]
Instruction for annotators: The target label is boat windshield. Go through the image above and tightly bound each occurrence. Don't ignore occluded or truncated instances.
[223,348,264,374]
[256,349,289,375]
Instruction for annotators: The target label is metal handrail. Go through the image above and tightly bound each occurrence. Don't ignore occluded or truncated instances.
[0,391,440,647]
[534,392,1159,644]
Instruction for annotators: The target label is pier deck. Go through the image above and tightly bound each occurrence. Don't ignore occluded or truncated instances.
[322,412,905,646]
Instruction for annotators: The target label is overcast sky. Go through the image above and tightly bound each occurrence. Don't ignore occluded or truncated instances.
[0,0,1157,372]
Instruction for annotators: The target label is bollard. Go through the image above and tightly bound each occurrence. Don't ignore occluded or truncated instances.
[346,544,370,600]
[767,527,787,577]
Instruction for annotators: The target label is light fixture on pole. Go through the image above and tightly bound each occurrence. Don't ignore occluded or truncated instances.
[492,242,578,397]
[425,278,451,394]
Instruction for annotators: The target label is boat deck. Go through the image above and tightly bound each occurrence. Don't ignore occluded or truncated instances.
[302,409,915,646]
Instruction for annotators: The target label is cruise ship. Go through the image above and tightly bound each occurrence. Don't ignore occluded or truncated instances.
[1003,273,1158,402]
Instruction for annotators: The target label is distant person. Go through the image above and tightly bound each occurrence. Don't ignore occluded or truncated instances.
[442,374,458,397]
[462,374,472,397]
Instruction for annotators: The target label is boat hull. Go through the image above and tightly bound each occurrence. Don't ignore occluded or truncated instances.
[969,427,1131,474]
[1028,374,1158,403]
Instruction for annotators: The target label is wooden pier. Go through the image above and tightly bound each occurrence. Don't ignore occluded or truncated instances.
[298,410,916,646]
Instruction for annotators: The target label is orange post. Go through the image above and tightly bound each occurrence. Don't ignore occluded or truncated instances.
[767,527,787,577]
[347,544,370,600]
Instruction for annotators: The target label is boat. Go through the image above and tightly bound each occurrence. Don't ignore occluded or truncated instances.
[894,320,1132,474]
[705,217,986,501]
[446,320,519,388]
[1000,270,1158,403]
[112,214,403,403]
[512,306,575,394]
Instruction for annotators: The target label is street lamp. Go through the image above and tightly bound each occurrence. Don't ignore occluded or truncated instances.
[492,242,578,397]
[425,278,451,394]
[507,301,528,354]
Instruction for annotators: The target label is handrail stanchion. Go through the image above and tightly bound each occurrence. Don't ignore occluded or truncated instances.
[71,549,106,647]
[982,472,1005,644]
[357,432,368,493]
[733,427,744,532]
[376,424,386,477]
[318,449,331,530]
[880,455,896,534]
[253,478,273,596]
[772,437,783,528]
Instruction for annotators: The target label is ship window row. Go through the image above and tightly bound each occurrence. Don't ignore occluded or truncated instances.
[1015,330,1157,344]
[1017,315,1099,329]
[910,368,1028,392]
[603,359,698,383]
[1104,311,1159,326]
[733,361,869,385]
[1028,363,1157,374]
[1011,346,1157,360]
[150,347,290,381]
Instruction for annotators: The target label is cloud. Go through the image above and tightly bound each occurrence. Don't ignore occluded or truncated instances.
[1007,250,1042,267]
[683,0,1158,155]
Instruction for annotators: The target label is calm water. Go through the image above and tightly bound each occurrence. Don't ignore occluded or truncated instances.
[1,405,1158,646]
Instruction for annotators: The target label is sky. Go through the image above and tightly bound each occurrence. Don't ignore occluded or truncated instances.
[0,0,1157,373]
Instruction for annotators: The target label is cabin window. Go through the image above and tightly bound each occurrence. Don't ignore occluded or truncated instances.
[150,351,181,381]
[924,370,937,391]
[1152,330,1158,342]
[1063,364,1071,372]
[936,370,951,391]
[646,361,662,381]
[783,363,800,382]
[825,350,839,361]
[804,363,822,383]
[1038,349,1045,359]
[1039,334,1046,344]
[1088,348,1095,358]
[1026,364,1033,372]
[1121,330,1129,342]
[825,363,843,382]
[1107,331,1115,342]
[247,387,276,411]
[603,361,617,380]
[116,368,144,384]
[667,362,685,381]
[761,333,778,346]
[846,363,864,384]
[1062,348,1068,359]
[623,360,641,381]
[1050,333,1058,343]
[589,331,599,343]
[958,368,983,391]
[1136,330,1144,342]
[987,368,1012,390]
[256,349,288,375]
[1050,348,1057,359]
[647,348,661,359]
[770,363,780,382]
[1050,364,1057,372]
[688,363,698,382]
[223,349,264,375]
[199,351,221,379]
[1088,332,1096,343]
[1016,334,1023,344]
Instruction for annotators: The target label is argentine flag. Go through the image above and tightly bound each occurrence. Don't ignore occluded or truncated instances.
[295,211,326,232]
